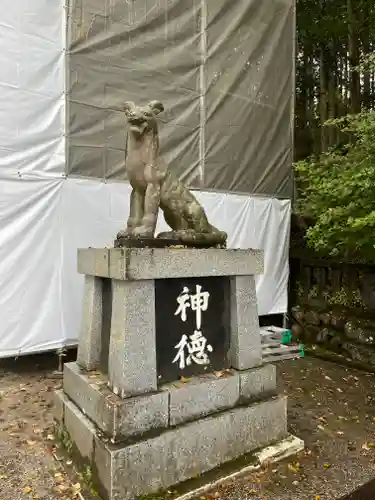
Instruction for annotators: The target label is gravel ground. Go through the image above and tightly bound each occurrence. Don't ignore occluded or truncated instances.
[192,357,375,500]
[1,353,375,500]
[0,352,95,500]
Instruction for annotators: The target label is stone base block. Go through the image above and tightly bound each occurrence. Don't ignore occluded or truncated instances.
[63,362,277,441]
[162,373,240,427]
[55,390,287,500]
[239,364,277,401]
[63,362,168,442]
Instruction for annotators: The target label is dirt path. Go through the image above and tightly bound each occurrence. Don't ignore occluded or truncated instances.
[1,354,375,500]
[194,357,375,500]
[0,352,90,500]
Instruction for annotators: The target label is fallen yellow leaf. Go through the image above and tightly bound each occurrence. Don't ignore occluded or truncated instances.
[54,473,64,484]
[287,463,300,474]
[23,486,32,494]
[54,484,68,493]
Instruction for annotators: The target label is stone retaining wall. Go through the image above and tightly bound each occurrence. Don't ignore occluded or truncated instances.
[289,252,375,370]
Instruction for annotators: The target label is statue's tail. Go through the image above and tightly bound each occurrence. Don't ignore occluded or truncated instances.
[157,227,227,247]
[178,227,227,247]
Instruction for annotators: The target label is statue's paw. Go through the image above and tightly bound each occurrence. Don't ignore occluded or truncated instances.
[117,229,132,239]
[132,226,154,238]
[157,231,175,239]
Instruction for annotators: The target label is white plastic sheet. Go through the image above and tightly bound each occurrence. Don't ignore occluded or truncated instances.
[0,177,67,357]
[0,0,65,179]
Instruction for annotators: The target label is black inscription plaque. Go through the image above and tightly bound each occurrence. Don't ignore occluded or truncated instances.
[155,276,231,384]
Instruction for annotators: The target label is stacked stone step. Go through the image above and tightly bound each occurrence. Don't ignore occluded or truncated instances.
[260,326,303,363]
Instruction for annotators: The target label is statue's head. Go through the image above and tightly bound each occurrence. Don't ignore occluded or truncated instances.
[123,100,164,137]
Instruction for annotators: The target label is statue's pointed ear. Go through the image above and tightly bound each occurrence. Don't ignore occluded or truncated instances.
[148,100,164,115]
[124,101,135,115]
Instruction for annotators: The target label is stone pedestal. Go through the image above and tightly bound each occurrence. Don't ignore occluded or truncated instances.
[54,247,297,500]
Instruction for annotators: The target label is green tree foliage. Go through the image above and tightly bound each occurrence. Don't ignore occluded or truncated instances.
[294,55,375,262]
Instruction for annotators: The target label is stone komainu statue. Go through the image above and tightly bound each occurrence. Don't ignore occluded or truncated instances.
[117,100,227,246]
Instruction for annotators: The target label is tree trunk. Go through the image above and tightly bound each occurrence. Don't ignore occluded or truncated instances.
[327,44,337,147]
[320,46,329,152]
[361,0,371,109]
[347,0,361,113]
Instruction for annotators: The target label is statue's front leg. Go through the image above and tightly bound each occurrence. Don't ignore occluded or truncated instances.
[117,188,144,238]
[132,183,160,238]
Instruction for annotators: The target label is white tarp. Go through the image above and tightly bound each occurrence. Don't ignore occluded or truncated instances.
[0,0,293,357]
[0,0,65,179]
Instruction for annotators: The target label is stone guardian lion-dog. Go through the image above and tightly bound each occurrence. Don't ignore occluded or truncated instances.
[117,100,227,246]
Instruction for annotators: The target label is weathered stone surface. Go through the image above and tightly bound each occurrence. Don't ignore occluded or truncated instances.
[114,391,168,440]
[77,275,103,371]
[117,100,227,246]
[344,321,375,345]
[95,396,288,500]
[52,389,65,422]
[304,310,320,326]
[77,248,109,277]
[330,314,346,329]
[291,306,305,323]
[343,342,375,366]
[320,312,331,325]
[108,279,157,398]
[361,273,375,309]
[239,365,277,402]
[77,247,264,281]
[165,373,239,426]
[63,362,104,421]
[303,324,321,341]
[344,321,367,343]
[63,395,96,461]
[64,362,168,441]
[229,275,262,370]
[291,323,303,339]
[316,327,334,344]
